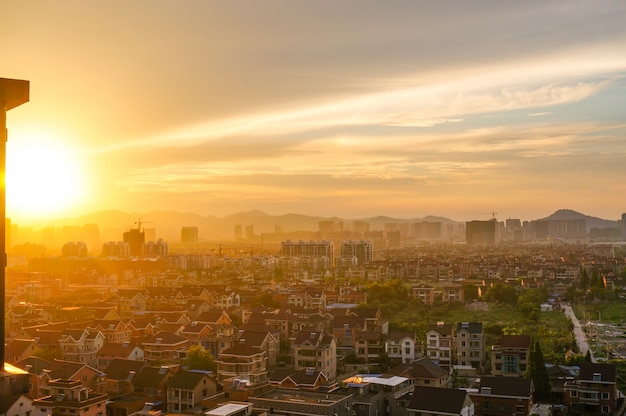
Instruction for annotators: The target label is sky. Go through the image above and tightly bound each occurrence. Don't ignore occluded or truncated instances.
[2,1,626,225]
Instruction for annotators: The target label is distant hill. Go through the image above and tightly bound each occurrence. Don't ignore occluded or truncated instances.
[23,208,617,243]
[540,209,617,232]
[38,210,459,242]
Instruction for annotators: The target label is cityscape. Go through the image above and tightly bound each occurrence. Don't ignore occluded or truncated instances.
[3,1,626,416]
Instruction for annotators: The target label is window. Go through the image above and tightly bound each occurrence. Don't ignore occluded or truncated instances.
[570,390,578,397]
[602,406,610,413]
[602,392,610,400]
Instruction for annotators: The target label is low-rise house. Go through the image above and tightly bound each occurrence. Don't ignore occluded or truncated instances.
[217,343,270,401]
[546,364,579,404]
[141,331,188,363]
[269,368,331,390]
[455,322,484,370]
[292,330,337,380]
[386,330,418,364]
[469,376,533,416]
[490,335,531,377]
[564,363,619,416]
[16,357,106,398]
[5,338,42,364]
[131,365,178,405]
[166,370,217,414]
[58,329,105,366]
[0,393,34,416]
[33,378,108,416]
[96,341,144,370]
[102,358,148,398]
[426,322,453,369]
[238,329,278,368]
[407,385,474,416]
[387,357,452,388]
[248,388,352,416]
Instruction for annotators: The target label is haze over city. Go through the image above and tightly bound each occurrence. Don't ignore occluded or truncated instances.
[2,1,625,226]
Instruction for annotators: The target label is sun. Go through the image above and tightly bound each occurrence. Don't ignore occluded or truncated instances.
[6,129,87,223]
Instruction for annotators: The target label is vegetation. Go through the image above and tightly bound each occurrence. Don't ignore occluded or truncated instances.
[527,340,551,402]
[182,344,216,372]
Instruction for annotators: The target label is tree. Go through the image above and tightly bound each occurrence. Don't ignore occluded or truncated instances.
[527,341,551,402]
[484,283,518,305]
[182,345,216,372]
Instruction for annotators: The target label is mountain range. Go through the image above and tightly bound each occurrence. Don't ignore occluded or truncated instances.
[29,208,619,243]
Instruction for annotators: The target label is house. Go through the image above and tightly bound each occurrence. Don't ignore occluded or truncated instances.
[102,358,148,398]
[469,376,533,416]
[0,393,34,416]
[217,343,270,401]
[5,338,42,364]
[131,365,178,405]
[490,335,531,377]
[237,329,279,368]
[248,388,352,416]
[16,357,107,398]
[342,373,414,416]
[386,330,418,364]
[141,331,188,363]
[546,364,579,404]
[33,378,108,416]
[96,341,144,370]
[407,385,474,416]
[354,330,384,363]
[564,363,619,416]
[387,357,452,388]
[291,330,337,380]
[166,370,217,414]
[455,322,484,370]
[269,368,331,391]
[426,322,453,369]
[58,329,105,366]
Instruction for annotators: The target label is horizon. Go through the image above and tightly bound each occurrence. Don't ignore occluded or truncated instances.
[9,206,623,232]
[3,2,626,224]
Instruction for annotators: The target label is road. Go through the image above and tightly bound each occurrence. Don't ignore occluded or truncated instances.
[562,303,596,362]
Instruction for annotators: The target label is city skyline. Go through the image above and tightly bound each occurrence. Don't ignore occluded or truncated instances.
[2,1,626,224]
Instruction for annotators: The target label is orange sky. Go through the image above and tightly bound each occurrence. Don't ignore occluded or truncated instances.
[2,1,626,226]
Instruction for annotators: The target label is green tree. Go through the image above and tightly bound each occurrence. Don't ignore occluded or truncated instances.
[484,283,518,305]
[182,345,216,372]
[528,341,551,402]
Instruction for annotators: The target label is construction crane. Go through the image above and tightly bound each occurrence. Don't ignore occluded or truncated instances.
[134,218,153,232]
[480,211,498,220]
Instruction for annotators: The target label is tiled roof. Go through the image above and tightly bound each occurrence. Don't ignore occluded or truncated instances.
[408,386,469,414]
[104,358,148,380]
[167,370,213,389]
[499,335,531,348]
[477,376,532,397]
[579,363,616,382]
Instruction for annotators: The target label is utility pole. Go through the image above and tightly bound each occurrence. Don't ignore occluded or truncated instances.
[0,78,30,368]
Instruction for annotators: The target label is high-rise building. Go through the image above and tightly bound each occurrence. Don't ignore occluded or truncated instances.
[466,220,497,246]
[280,240,334,268]
[340,240,373,265]
[234,224,242,240]
[123,228,145,256]
[181,226,199,243]
[621,213,626,240]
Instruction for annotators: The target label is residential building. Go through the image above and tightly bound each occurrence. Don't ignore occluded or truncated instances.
[217,343,270,400]
[248,388,353,416]
[455,322,484,370]
[386,330,418,364]
[269,368,332,391]
[407,385,474,416]
[141,331,188,363]
[466,220,498,246]
[387,357,452,388]
[565,363,619,416]
[469,376,533,416]
[33,379,108,416]
[166,370,217,414]
[490,335,531,377]
[58,329,105,366]
[131,366,178,405]
[291,330,337,380]
[426,322,453,369]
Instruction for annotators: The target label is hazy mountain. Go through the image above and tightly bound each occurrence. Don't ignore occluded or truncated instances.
[540,209,617,232]
[27,208,618,243]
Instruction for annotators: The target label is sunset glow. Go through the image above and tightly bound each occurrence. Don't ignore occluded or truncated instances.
[2,1,625,224]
